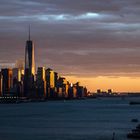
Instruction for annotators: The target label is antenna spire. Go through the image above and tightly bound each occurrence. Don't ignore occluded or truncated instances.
[29,25,30,41]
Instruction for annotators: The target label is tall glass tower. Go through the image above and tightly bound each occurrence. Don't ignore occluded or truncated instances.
[24,26,35,97]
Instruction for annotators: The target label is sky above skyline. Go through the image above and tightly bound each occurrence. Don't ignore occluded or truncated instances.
[0,0,140,92]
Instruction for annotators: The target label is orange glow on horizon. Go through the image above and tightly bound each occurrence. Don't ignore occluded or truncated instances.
[65,76,140,92]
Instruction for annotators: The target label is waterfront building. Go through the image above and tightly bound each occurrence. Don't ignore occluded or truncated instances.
[24,27,35,97]
[97,89,101,94]
[0,72,2,96]
[36,67,46,98]
[1,68,13,96]
[65,81,69,98]
[57,77,69,98]
[68,84,77,98]
[45,68,55,98]
[108,89,112,94]
[46,68,55,88]
[73,82,87,98]
[12,68,21,82]
[12,68,23,97]
[83,87,88,97]
[54,72,59,91]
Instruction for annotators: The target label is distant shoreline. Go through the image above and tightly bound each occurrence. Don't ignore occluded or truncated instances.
[1,94,140,104]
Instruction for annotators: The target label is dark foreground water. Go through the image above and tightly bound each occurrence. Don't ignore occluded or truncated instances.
[0,97,140,140]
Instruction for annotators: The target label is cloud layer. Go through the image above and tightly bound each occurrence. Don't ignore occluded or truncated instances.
[0,0,140,77]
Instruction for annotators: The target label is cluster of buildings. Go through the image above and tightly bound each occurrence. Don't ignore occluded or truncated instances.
[96,89,117,96]
[0,30,87,99]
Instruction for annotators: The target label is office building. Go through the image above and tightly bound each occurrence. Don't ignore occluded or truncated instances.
[12,68,21,82]
[45,68,55,98]
[68,85,77,98]
[0,72,2,96]
[57,77,69,98]
[74,82,85,98]
[36,67,46,98]
[108,89,112,94]
[24,27,35,97]
[12,68,23,96]
[46,68,55,88]
[1,68,13,96]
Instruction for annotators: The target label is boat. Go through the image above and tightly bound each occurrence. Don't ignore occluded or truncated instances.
[131,119,139,123]
[127,124,140,139]
[129,101,140,105]
[127,132,140,139]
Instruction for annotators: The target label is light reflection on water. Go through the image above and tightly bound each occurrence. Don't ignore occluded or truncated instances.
[0,97,140,140]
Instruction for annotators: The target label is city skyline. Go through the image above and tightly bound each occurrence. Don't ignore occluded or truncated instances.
[0,0,140,92]
[0,27,87,99]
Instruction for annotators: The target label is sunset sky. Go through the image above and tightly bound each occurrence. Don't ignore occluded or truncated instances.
[0,0,140,92]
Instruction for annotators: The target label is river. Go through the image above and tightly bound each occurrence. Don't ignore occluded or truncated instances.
[0,97,140,140]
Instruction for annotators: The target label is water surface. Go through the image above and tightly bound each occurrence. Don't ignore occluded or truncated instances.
[0,97,140,140]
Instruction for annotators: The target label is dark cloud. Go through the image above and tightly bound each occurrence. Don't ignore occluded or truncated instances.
[0,0,140,77]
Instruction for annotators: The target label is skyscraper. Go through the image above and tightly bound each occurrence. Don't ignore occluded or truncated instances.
[1,68,13,96]
[36,67,46,98]
[12,68,21,82]
[25,26,35,76]
[24,26,35,97]
[0,72,3,96]
[45,68,55,98]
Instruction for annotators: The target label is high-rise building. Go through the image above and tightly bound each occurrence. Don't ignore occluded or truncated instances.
[108,89,113,94]
[37,67,45,81]
[25,26,35,76]
[74,82,84,98]
[12,68,21,82]
[68,85,77,98]
[36,67,46,98]
[24,27,35,97]
[57,77,69,98]
[1,68,13,96]
[12,68,23,97]
[0,72,3,96]
[45,68,55,98]
[46,68,55,88]
[54,72,59,88]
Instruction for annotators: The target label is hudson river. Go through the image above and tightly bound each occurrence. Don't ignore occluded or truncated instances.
[0,97,140,140]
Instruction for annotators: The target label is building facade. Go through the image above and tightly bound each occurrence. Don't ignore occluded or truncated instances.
[0,72,2,96]
[1,68,13,96]
[36,67,46,98]
[24,29,35,97]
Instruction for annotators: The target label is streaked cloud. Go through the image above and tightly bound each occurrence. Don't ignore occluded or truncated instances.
[0,0,140,79]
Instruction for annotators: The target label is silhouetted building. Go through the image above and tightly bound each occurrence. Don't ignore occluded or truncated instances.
[12,68,21,82]
[45,68,55,98]
[24,27,35,97]
[0,27,87,99]
[74,82,85,98]
[84,87,88,97]
[57,87,63,97]
[0,72,2,96]
[108,89,112,94]
[46,68,55,88]
[1,68,13,96]
[57,77,69,98]
[54,72,59,93]
[97,89,101,94]
[12,68,23,97]
[68,84,77,98]
[36,67,46,98]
